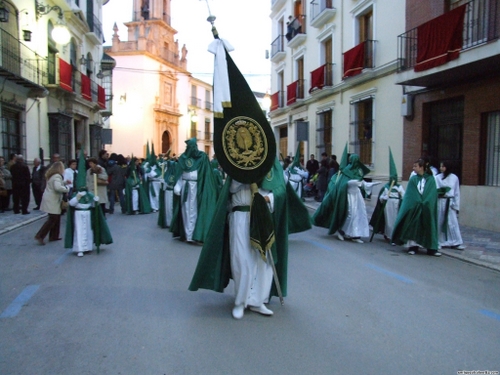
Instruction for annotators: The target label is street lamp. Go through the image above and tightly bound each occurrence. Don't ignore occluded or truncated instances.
[35,1,71,45]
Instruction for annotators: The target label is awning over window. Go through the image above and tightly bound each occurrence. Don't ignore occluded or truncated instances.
[415,4,466,72]
[59,59,73,92]
[287,80,298,106]
[310,64,325,93]
[343,41,365,79]
[81,73,92,101]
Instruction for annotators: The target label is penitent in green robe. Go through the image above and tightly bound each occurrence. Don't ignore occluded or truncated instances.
[188,158,311,299]
[391,173,439,250]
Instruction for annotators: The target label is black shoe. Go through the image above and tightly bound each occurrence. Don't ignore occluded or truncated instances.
[33,206,40,210]
[22,211,30,215]
[14,211,20,214]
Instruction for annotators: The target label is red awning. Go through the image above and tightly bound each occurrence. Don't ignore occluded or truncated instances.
[343,41,365,79]
[310,64,325,93]
[270,91,279,111]
[59,59,73,92]
[98,85,106,109]
[415,4,466,72]
[81,73,92,101]
[287,81,298,106]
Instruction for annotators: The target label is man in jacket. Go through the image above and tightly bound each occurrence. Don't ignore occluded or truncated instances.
[10,155,31,215]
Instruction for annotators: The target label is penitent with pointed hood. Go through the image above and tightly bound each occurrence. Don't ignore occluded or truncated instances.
[369,147,405,242]
[65,149,112,256]
[189,21,310,320]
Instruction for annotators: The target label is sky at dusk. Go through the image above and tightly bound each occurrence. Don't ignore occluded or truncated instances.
[102,0,272,93]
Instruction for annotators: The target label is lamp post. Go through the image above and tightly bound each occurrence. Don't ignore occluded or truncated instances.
[35,1,71,45]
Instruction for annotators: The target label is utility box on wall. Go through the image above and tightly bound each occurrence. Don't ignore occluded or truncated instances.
[401,94,413,117]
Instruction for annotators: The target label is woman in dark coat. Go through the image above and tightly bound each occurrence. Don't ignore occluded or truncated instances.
[315,159,329,202]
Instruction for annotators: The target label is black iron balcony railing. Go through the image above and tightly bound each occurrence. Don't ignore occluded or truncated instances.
[87,13,103,42]
[310,0,334,22]
[271,35,285,58]
[190,96,201,107]
[205,101,213,111]
[286,15,306,42]
[270,90,285,111]
[0,28,48,88]
[397,0,499,71]
[204,131,213,142]
[309,62,334,92]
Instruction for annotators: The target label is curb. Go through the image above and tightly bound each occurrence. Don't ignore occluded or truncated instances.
[0,213,48,236]
[303,202,500,273]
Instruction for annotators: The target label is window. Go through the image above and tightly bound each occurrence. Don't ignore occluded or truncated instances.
[316,110,332,156]
[191,85,198,107]
[48,113,72,163]
[484,111,500,186]
[190,119,197,139]
[350,98,373,166]
[279,126,288,159]
[205,89,212,110]
[296,56,305,100]
[1,108,25,158]
[357,7,374,68]
[322,37,333,86]
[427,97,464,181]
[204,119,211,141]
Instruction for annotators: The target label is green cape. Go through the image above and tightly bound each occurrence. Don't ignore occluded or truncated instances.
[64,192,113,249]
[188,158,311,299]
[391,173,439,250]
[170,141,219,243]
[312,153,369,235]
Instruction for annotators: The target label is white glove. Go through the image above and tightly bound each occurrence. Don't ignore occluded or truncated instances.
[94,196,99,202]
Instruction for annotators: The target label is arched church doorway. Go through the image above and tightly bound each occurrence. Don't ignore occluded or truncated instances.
[162,130,171,154]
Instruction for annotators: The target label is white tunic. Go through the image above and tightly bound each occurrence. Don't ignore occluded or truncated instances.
[341,180,370,238]
[147,166,161,211]
[161,181,174,227]
[285,167,308,198]
[228,181,274,307]
[69,196,94,253]
[174,170,198,242]
[436,173,463,247]
[379,185,405,238]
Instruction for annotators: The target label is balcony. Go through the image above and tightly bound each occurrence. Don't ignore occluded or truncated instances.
[270,90,285,112]
[286,15,307,48]
[87,13,103,44]
[342,40,375,80]
[310,0,337,28]
[286,79,306,106]
[397,0,500,87]
[51,57,105,110]
[190,96,202,107]
[204,101,213,111]
[0,28,48,98]
[309,63,334,93]
[271,35,286,62]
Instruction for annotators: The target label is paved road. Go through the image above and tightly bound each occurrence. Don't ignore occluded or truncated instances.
[1,210,500,374]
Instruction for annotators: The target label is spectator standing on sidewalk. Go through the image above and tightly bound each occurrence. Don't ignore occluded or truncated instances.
[10,155,31,215]
[34,162,70,245]
[0,156,12,212]
[107,156,126,214]
[306,154,319,183]
[32,158,46,210]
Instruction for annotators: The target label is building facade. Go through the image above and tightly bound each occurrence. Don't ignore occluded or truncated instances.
[269,0,405,180]
[397,0,500,231]
[105,0,214,159]
[0,0,112,164]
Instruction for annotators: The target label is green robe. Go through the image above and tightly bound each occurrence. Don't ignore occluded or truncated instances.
[391,173,439,250]
[170,141,219,243]
[125,170,151,215]
[64,192,113,249]
[158,161,179,228]
[188,158,311,299]
[312,154,370,235]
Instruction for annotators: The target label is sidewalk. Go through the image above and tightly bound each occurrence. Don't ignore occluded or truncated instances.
[302,195,500,272]
[1,194,499,272]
